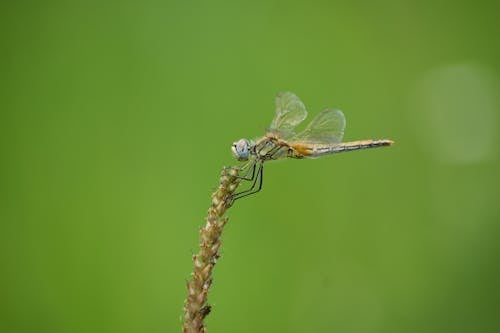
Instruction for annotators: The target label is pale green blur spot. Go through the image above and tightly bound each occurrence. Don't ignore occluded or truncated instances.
[410,63,498,164]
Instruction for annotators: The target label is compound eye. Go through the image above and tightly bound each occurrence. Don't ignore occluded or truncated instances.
[231,139,250,161]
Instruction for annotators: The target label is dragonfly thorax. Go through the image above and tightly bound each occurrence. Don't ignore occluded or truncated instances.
[231,138,253,161]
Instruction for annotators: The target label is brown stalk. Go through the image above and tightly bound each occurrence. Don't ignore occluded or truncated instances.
[182,166,241,333]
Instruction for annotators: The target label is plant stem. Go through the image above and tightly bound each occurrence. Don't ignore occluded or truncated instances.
[183,166,240,333]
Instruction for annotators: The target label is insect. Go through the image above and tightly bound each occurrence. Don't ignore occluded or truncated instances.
[231,92,393,200]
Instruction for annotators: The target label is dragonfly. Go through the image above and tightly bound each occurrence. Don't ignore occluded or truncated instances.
[231,92,393,200]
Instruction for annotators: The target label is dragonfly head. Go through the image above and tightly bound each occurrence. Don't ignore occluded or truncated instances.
[231,139,251,161]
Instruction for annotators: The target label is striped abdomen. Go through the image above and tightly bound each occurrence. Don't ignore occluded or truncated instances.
[289,139,394,158]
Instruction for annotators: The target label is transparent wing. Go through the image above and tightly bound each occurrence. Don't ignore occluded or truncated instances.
[269,92,308,135]
[291,109,346,144]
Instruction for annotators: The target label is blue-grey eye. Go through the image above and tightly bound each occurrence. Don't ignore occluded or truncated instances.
[231,139,250,161]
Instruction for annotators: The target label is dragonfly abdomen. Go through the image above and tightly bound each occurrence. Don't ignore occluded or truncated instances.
[301,139,393,157]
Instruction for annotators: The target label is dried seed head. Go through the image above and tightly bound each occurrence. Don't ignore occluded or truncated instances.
[183,166,241,333]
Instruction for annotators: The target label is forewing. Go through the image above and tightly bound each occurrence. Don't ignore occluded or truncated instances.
[291,109,345,144]
[269,92,308,134]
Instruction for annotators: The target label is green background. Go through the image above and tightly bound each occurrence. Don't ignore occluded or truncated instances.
[1,1,499,332]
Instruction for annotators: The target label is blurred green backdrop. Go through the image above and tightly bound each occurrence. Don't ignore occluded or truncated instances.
[1,1,499,332]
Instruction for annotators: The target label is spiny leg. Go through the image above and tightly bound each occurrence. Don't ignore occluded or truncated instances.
[232,162,264,201]
[235,159,258,181]
[232,163,263,200]
[233,162,262,196]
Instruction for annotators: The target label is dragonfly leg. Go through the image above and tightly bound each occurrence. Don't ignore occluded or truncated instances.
[232,162,263,201]
[235,159,257,181]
